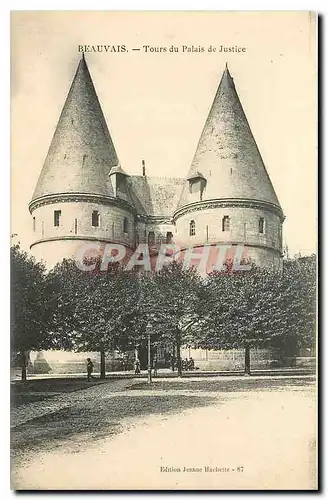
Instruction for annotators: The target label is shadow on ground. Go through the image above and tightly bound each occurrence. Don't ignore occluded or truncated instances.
[11,379,106,407]
[129,376,315,393]
[11,393,215,458]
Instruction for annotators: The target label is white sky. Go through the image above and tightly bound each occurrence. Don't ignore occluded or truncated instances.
[11,11,317,256]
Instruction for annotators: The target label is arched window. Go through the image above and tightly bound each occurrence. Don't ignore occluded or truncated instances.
[189,220,196,236]
[259,217,265,234]
[222,215,230,232]
[123,217,128,234]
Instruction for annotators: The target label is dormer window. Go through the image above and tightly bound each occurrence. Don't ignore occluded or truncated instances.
[187,172,206,200]
[222,215,230,232]
[92,210,99,227]
[148,231,155,247]
[190,220,196,236]
[259,217,265,234]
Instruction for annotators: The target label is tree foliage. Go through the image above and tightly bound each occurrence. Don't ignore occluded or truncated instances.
[11,243,56,378]
[12,242,317,378]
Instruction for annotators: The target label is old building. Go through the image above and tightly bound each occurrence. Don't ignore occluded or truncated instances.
[28,55,285,373]
[29,55,284,271]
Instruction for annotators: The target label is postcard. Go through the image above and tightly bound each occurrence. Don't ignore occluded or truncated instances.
[11,11,317,490]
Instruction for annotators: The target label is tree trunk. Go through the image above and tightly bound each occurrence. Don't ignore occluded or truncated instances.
[244,345,251,375]
[21,351,27,381]
[176,331,182,378]
[100,350,106,379]
[171,345,175,372]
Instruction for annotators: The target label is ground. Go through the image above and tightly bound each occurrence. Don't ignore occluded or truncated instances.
[11,375,317,490]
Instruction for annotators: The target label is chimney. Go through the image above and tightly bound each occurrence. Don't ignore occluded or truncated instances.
[142,159,146,176]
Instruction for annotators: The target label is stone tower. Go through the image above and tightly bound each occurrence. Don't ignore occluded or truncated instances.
[30,58,284,272]
[173,64,284,270]
[29,55,135,267]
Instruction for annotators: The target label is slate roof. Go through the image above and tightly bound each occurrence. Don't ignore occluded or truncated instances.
[178,65,282,211]
[127,176,184,217]
[32,55,119,201]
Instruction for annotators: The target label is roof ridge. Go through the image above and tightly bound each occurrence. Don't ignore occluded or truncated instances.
[130,174,185,181]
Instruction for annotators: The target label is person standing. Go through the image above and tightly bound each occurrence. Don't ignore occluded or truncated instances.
[86,358,94,381]
[134,358,140,375]
[152,355,158,377]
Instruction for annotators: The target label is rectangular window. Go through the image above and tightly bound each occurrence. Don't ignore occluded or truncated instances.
[166,232,173,244]
[54,210,61,227]
[92,210,99,227]
[32,217,36,232]
[190,220,196,236]
[259,217,265,234]
[123,217,128,234]
[222,216,230,232]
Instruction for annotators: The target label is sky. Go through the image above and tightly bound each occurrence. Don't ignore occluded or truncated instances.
[11,11,317,256]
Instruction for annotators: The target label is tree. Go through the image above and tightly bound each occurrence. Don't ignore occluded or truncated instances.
[192,264,281,374]
[149,261,203,377]
[192,255,317,373]
[11,243,54,380]
[269,255,316,364]
[50,260,144,378]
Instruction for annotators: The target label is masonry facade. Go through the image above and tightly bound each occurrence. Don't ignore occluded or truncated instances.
[29,55,284,271]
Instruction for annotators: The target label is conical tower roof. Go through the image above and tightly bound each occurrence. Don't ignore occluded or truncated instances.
[177,65,282,211]
[31,55,119,201]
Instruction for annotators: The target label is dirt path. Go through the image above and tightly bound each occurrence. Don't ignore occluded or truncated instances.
[11,379,316,490]
[11,378,135,427]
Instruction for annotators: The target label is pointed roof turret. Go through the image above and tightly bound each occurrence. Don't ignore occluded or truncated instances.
[31,55,119,201]
[177,65,282,212]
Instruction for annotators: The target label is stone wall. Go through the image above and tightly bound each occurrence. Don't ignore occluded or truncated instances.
[30,200,136,267]
[174,205,283,270]
[180,347,282,370]
[31,201,135,245]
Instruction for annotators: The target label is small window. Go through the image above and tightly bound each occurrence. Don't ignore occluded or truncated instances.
[112,222,115,238]
[54,210,61,227]
[190,220,196,236]
[189,179,200,194]
[166,232,173,244]
[259,217,265,234]
[123,217,128,234]
[74,218,78,235]
[148,231,155,247]
[92,210,99,227]
[222,216,230,232]
[32,217,36,232]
